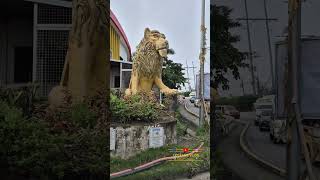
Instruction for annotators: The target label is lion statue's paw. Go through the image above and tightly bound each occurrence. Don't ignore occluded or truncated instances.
[161,88,178,95]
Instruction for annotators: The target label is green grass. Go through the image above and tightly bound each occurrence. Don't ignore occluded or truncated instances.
[112,147,209,180]
[110,144,180,173]
[111,141,209,180]
[115,161,190,180]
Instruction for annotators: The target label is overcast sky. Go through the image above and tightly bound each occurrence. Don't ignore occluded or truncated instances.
[111,0,210,91]
[214,0,320,97]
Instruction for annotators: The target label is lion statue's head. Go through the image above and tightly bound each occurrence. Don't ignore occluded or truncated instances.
[133,28,170,78]
[143,28,169,58]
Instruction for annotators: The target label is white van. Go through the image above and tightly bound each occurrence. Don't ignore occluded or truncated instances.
[254,102,273,126]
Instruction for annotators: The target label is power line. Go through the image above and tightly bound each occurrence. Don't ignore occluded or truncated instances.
[184,61,197,90]
[184,60,192,91]
[243,0,257,95]
[241,0,278,95]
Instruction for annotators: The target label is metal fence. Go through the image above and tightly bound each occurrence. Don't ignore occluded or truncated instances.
[34,3,71,96]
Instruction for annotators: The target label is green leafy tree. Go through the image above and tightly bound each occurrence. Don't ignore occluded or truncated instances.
[211,5,248,90]
[162,59,186,89]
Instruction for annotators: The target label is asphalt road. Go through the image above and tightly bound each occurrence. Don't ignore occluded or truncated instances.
[218,119,285,180]
[182,103,285,180]
[244,112,320,178]
[183,101,320,179]
[185,100,200,116]
[244,112,286,169]
[178,100,199,126]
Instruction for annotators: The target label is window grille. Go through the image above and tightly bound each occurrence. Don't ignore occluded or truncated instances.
[36,30,69,96]
[38,4,72,24]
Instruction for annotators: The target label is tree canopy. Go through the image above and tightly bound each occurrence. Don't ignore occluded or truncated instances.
[211,5,248,90]
[162,59,186,89]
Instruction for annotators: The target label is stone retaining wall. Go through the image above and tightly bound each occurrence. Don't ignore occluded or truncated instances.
[110,118,177,159]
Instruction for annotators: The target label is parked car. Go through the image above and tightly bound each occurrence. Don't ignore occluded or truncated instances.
[215,107,223,115]
[215,105,240,119]
[224,105,240,119]
[259,110,273,131]
[189,96,196,103]
[194,99,201,107]
[270,119,287,144]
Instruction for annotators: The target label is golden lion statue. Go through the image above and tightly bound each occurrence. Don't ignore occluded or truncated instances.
[125,28,178,97]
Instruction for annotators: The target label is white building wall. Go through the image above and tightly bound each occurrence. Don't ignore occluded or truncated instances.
[119,41,128,61]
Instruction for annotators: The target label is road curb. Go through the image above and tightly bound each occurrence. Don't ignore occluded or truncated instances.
[184,100,199,118]
[239,122,287,177]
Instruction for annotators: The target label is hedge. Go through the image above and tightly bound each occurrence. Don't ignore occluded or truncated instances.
[0,100,108,180]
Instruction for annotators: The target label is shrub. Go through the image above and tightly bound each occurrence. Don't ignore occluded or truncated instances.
[0,85,39,117]
[110,93,159,123]
[0,100,108,179]
[70,103,98,129]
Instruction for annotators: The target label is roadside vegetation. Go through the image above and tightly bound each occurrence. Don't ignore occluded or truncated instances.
[110,93,160,123]
[0,86,108,179]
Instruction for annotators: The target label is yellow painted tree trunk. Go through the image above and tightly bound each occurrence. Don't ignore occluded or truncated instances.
[49,0,109,107]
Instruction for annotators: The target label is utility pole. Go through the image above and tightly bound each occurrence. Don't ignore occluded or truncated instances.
[199,0,206,127]
[263,0,275,91]
[185,60,192,91]
[287,1,300,179]
[241,79,245,96]
[243,0,256,95]
[184,62,197,91]
[256,77,260,96]
[287,1,316,180]
[192,61,197,90]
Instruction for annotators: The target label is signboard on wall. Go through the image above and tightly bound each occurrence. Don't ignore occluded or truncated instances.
[110,128,116,150]
[149,127,164,148]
